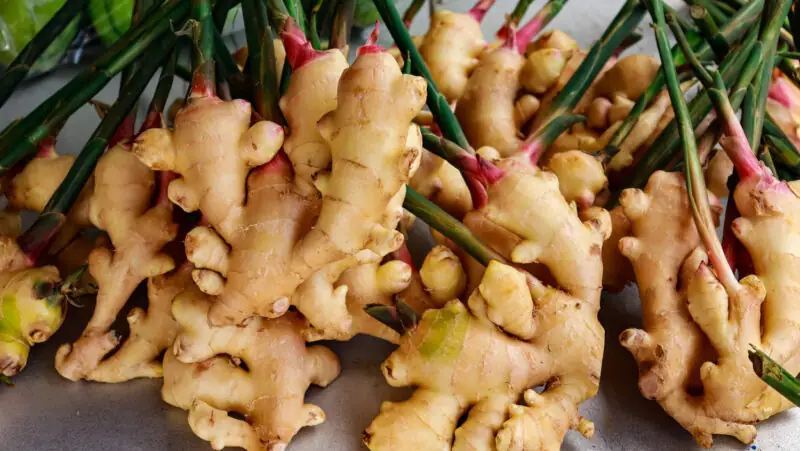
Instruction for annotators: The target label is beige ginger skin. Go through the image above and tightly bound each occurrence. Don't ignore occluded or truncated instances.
[419,10,486,103]
[364,258,601,451]
[279,48,349,188]
[616,169,800,447]
[134,51,427,336]
[376,144,610,448]
[55,144,178,381]
[86,264,192,382]
[163,287,340,451]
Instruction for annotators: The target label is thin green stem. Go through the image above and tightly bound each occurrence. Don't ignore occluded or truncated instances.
[372,0,471,151]
[213,27,241,79]
[242,0,282,123]
[191,0,216,97]
[331,0,356,50]
[611,24,758,203]
[778,50,800,58]
[667,14,714,86]
[645,0,738,293]
[309,0,324,50]
[764,117,800,177]
[759,145,779,176]
[513,0,569,52]
[213,0,241,30]
[403,187,507,267]
[0,0,190,174]
[19,35,177,263]
[526,0,645,137]
[690,5,728,54]
[507,0,536,29]
[284,0,309,35]
[750,0,793,151]
[0,0,89,110]
[141,51,177,131]
[402,0,426,27]
[606,0,763,154]
[749,347,800,407]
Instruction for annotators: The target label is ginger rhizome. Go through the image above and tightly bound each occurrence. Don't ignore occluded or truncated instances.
[455,28,579,157]
[619,100,800,446]
[364,257,602,450]
[0,141,84,377]
[163,286,340,451]
[55,143,179,381]
[0,238,65,377]
[416,0,493,103]
[134,42,427,336]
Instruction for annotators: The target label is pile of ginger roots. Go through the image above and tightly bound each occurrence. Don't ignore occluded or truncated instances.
[4,3,800,451]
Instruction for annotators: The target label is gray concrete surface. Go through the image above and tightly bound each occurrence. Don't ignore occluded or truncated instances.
[0,0,797,450]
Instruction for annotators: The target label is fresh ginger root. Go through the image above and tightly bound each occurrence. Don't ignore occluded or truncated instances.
[418,8,486,103]
[617,170,768,447]
[409,150,473,218]
[162,286,340,451]
[134,47,427,337]
[7,142,92,255]
[364,256,603,450]
[86,264,191,382]
[453,28,584,157]
[55,144,179,381]
[0,236,65,376]
[279,46,349,188]
[380,131,609,449]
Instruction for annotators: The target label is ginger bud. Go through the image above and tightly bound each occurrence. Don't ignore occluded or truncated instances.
[546,150,608,208]
[594,54,659,101]
[608,95,636,124]
[587,97,612,130]
[521,48,571,94]
[419,246,467,303]
[527,29,578,53]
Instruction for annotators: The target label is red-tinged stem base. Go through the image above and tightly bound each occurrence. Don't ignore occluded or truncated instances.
[254,150,294,177]
[140,111,164,133]
[36,136,57,158]
[768,74,796,110]
[109,115,136,148]
[467,0,496,23]
[18,212,67,267]
[458,153,506,209]
[358,23,386,55]
[281,19,328,70]
[519,139,547,166]
[190,62,217,99]
[390,242,417,270]
[513,14,546,53]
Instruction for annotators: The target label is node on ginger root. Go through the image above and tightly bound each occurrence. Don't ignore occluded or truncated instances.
[162,287,340,451]
[55,144,179,382]
[134,49,427,337]
[364,258,601,451]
